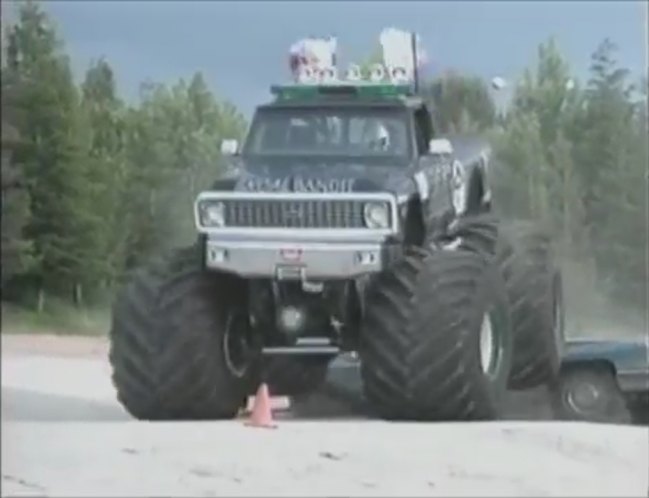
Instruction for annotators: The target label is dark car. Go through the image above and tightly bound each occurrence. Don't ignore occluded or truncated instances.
[551,339,649,424]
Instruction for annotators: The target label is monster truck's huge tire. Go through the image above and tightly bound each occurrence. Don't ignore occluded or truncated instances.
[109,246,256,420]
[450,216,565,390]
[496,222,565,390]
[359,247,513,421]
[263,357,331,398]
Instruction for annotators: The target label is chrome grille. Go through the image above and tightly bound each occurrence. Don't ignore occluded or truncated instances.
[223,199,372,228]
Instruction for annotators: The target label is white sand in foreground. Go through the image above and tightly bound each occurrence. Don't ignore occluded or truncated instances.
[2,333,647,497]
[2,420,647,497]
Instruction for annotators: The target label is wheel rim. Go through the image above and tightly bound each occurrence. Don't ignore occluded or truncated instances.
[223,310,253,378]
[451,160,467,215]
[479,312,497,375]
[564,380,603,416]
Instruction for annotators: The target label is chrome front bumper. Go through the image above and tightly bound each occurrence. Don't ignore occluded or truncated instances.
[204,235,390,279]
[618,369,649,393]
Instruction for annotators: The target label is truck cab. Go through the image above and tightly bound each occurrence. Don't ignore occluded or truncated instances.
[195,83,490,282]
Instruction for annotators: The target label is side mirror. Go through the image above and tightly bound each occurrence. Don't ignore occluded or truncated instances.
[220,139,239,156]
[429,138,454,155]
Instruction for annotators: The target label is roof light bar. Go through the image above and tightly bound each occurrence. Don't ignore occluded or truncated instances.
[282,28,427,93]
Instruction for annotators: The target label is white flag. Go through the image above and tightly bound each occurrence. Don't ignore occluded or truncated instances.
[289,36,337,80]
[379,28,428,81]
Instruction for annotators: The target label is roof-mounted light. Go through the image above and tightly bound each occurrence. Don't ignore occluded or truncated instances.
[369,63,386,82]
[346,64,362,81]
[319,66,338,83]
[297,66,318,84]
[389,66,409,84]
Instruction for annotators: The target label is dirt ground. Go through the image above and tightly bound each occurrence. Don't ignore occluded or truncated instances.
[2,332,647,497]
[0,332,552,420]
[1,333,109,359]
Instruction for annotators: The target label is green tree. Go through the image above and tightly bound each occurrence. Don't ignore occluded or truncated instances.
[1,72,34,289]
[491,109,551,224]
[80,58,128,288]
[495,38,589,255]
[4,0,98,308]
[422,72,496,134]
[120,74,247,270]
[574,41,647,305]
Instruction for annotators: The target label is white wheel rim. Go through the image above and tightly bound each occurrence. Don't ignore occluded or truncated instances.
[565,381,601,415]
[479,313,495,374]
[451,160,466,215]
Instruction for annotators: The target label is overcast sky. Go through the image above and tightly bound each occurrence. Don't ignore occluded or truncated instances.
[7,1,648,116]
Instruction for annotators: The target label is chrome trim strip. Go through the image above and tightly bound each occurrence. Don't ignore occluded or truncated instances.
[203,228,393,241]
[617,369,649,392]
[262,346,340,355]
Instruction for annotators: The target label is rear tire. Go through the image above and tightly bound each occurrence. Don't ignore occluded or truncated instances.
[497,222,565,390]
[452,217,566,390]
[109,246,256,420]
[360,247,513,420]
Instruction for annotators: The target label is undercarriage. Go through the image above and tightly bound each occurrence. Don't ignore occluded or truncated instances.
[245,279,362,358]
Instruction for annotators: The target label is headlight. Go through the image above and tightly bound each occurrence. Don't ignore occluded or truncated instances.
[363,202,390,229]
[199,201,225,227]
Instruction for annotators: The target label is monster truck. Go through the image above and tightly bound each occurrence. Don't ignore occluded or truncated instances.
[551,338,649,425]
[108,75,564,421]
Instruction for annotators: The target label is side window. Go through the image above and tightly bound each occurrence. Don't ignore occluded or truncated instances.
[413,107,432,156]
[348,117,369,146]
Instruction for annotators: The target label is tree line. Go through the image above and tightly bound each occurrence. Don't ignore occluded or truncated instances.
[2,0,646,313]
[2,1,246,309]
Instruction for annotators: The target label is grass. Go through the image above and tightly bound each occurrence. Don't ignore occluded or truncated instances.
[1,298,110,336]
[1,257,643,341]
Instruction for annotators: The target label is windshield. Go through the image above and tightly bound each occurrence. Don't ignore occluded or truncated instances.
[243,106,412,159]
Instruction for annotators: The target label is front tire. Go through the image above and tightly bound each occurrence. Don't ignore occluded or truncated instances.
[360,247,513,420]
[109,247,256,420]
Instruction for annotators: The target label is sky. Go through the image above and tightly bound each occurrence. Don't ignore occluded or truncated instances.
[5,0,648,117]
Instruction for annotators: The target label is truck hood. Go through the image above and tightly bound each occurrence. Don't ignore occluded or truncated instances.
[227,157,415,198]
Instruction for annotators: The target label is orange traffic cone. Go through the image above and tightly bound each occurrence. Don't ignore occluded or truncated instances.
[244,383,278,429]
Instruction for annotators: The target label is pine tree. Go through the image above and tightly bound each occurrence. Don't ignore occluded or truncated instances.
[1,71,34,289]
[81,58,128,288]
[4,0,96,308]
[560,38,645,306]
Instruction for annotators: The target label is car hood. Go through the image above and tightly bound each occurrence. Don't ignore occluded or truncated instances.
[564,339,648,370]
[223,157,415,197]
